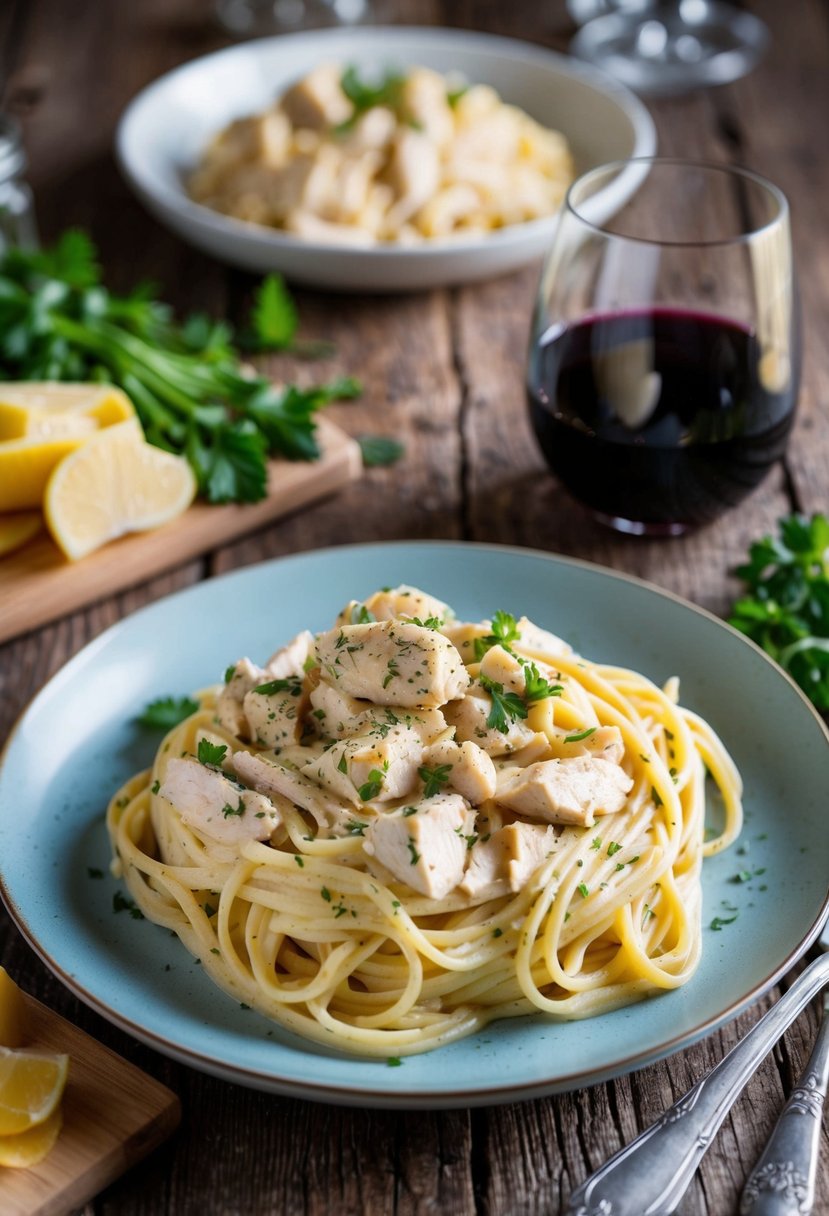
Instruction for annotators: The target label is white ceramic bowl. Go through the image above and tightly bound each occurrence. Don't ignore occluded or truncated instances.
[116,26,656,292]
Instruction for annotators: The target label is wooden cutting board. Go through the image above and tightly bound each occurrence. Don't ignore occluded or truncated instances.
[3,992,180,1216]
[0,419,362,645]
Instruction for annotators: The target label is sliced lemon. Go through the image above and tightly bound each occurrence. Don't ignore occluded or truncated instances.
[0,511,42,559]
[0,969,26,1049]
[44,418,197,560]
[0,1106,63,1168]
[0,434,88,512]
[0,1046,69,1136]
[0,383,134,440]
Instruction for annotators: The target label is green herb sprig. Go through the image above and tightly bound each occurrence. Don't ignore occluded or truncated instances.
[0,230,361,504]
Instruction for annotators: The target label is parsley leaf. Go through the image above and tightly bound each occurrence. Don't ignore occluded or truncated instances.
[564,726,597,744]
[252,676,302,697]
[479,675,528,733]
[418,763,452,798]
[728,513,829,711]
[198,739,228,766]
[474,610,521,661]
[523,662,563,703]
[358,769,385,801]
[339,65,405,128]
[250,273,297,349]
[358,435,405,467]
[138,695,199,729]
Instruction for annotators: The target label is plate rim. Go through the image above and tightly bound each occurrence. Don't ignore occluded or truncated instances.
[115,24,657,267]
[2,539,828,1108]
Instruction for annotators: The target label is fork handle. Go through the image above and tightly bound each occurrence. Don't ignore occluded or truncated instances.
[739,1007,829,1216]
[564,952,829,1216]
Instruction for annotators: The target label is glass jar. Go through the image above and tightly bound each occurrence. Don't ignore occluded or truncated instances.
[0,114,38,255]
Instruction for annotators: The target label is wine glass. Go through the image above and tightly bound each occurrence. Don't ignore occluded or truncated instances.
[569,1,770,97]
[526,158,799,536]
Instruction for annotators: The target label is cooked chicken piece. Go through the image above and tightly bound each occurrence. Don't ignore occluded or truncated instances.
[315,620,469,709]
[401,67,455,147]
[266,630,315,678]
[478,644,526,697]
[341,106,397,152]
[422,738,496,806]
[159,757,280,845]
[384,129,441,227]
[231,750,340,829]
[460,822,559,899]
[443,686,536,756]
[303,725,422,805]
[308,681,447,744]
[243,680,304,751]
[555,724,625,765]
[216,657,268,738]
[363,793,474,899]
[514,617,572,661]
[201,111,291,171]
[279,63,352,131]
[338,585,452,627]
[284,210,376,247]
[495,756,633,827]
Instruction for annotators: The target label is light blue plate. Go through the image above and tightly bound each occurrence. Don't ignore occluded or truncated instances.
[2,543,827,1108]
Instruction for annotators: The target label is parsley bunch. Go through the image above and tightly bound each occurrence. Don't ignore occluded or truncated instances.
[0,231,359,503]
[728,513,829,710]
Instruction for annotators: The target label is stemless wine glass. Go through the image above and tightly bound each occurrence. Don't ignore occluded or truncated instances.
[527,157,800,536]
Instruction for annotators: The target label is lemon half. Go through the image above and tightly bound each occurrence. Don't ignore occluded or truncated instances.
[44,418,197,560]
[0,1046,69,1137]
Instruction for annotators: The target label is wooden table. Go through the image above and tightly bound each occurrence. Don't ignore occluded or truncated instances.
[1,1,827,1212]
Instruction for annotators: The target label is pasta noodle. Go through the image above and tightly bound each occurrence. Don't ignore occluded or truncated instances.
[188,64,574,245]
[107,585,742,1057]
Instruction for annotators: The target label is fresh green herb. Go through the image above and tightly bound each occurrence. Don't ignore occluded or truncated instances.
[321,887,332,901]
[350,604,376,624]
[221,801,244,818]
[151,779,160,795]
[251,676,302,697]
[224,664,237,684]
[590,837,602,850]
[407,839,421,865]
[358,769,385,801]
[337,754,349,774]
[474,610,521,661]
[402,805,418,817]
[386,1056,403,1067]
[564,727,597,744]
[338,65,405,129]
[728,513,829,710]
[479,675,528,733]
[446,84,469,107]
[492,927,503,938]
[733,870,753,883]
[0,231,361,503]
[710,914,738,931]
[404,616,443,630]
[294,855,304,867]
[577,882,590,898]
[138,695,199,729]
[418,763,452,798]
[607,842,622,857]
[651,786,664,808]
[113,890,144,919]
[198,739,228,766]
[346,820,368,836]
[358,435,405,467]
[522,662,563,703]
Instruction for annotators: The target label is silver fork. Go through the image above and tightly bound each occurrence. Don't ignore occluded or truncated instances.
[564,932,829,1216]
[739,920,829,1215]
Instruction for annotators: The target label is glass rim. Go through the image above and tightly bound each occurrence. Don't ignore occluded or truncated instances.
[564,156,790,249]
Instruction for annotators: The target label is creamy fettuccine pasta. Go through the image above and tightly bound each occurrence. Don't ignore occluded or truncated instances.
[188,64,574,244]
[107,585,742,1057]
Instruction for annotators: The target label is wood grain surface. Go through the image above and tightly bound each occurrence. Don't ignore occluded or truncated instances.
[1,2,827,1214]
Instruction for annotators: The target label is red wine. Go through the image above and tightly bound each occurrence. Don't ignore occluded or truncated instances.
[527,309,799,534]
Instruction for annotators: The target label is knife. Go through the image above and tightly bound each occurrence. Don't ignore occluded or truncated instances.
[739,919,829,1216]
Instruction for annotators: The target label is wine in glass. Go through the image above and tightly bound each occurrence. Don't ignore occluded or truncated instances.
[527,157,799,536]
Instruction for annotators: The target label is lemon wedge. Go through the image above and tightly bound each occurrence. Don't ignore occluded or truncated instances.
[44,418,197,560]
[0,1107,63,1168]
[0,383,134,440]
[0,969,26,1049]
[0,1046,69,1137]
[0,435,88,512]
[0,511,42,559]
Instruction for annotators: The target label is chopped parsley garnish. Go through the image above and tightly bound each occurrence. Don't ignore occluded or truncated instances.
[386,1056,403,1067]
[224,665,237,684]
[607,842,622,857]
[492,927,503,938]
[651,786,664,808]
[577,882,590,898]
[350,604,376,624]
[418,763,452,798]
[402,805,418,817]
[358,769,385,801]
[382,657,399,689]
[522,663,563,703]
[151,779,160,795]
[113,890,144,919]
[404,615,443,630]
[138,695,200,729]
[474,610,521,660]
[339,65,405,127]
[221,800,244,818]
[321,887,332,901]
[346,820,368,836]
[407,839,421,865]
[446,83,468,107]
[710,914,738,931]
[564,726,597,744]
[479,675,528,733]
[251,676,302,697]
[294,855,304,867]
[590,837,602,850]
[337,754,349,774]
[198,739,228,766]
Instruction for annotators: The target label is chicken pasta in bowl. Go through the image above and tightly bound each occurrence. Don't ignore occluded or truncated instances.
[187,64,575,245]
[107,584,742,1057]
